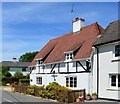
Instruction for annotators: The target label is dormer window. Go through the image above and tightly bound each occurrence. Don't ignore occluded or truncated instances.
[64,51,74,61]
[36,58,43,65]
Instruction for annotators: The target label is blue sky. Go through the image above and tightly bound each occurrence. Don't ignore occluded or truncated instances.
[2,2,118,61]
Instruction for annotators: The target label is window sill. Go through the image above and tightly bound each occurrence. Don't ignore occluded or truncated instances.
[111,57,120,62]
[106,87,120,91]
[64,60,72,62]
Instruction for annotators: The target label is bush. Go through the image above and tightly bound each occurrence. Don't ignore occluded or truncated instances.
[5,72,12,77]
[86,93,91,96]
[92,92,97,96]
[19,79,29,84]
[27,88,34,95]
[45,82,71,100]
[1,82,7,86]
[13,71,23,79]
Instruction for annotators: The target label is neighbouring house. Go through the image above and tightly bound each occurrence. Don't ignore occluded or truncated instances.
[1,58,31,76]
[29,17,104,93]
[92,20,120,101]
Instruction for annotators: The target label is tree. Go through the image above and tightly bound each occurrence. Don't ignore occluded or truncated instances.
[19,51,38,62]
[2,66,12,77]
[13,71,23,79]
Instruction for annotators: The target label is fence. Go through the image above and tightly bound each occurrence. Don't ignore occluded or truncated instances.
[67,89,85,103]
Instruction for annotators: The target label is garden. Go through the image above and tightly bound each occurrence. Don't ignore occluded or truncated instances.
[12,82,86,103]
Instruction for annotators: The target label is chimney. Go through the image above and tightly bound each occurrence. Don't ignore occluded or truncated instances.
[13,57,17,62]
[73,17,85,33]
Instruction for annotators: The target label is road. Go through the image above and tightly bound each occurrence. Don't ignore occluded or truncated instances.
[0,88,119,104]
[1,90,63,104]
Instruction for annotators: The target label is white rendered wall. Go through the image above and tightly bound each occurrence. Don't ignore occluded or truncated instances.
[30,72,91,93]
[30,60,92,93]
[93,42,120,100]
[9,67,30,76]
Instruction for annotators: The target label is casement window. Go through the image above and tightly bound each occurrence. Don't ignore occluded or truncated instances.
[118,75,120,87]
[36,59,43,65]
[36,77,42,85]
[115,45,120,57]
[22,67,26,72]
[65,52,74,60]
[110,74,120,88]
[66,77,77,88]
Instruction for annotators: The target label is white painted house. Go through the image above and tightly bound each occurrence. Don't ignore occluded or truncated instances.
[1,58,31,76]
[29,18,120,101]
[92,20,120,101]
[30,17,104,92]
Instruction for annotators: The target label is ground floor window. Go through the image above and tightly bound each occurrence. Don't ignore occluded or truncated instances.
[66,76,77,88]
[36,77,42,84]
[110,74,120,88]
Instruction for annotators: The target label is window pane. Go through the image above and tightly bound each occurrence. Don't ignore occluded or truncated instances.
[70,77,73,87]
[111,75,116,86]
[36,77,42,84]
[74,77,77,87]
[22,68,26,71]
[115,45,120,57]
[118,75,120,87]
[70,53,73,59]
[66,54,69,59]
[66,77,69,87]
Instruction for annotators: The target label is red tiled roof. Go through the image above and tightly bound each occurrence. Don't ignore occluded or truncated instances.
[30,22,104,66]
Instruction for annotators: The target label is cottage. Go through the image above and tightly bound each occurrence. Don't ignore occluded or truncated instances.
[1,58,31,76]
[29,17,104,94]
[93,20,120,101]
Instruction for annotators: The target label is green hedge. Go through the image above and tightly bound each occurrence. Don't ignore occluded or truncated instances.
[19,79,29,84]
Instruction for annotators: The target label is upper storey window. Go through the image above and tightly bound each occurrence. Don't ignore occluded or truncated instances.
[36,58,43,65]
[65,51,74,61]
[115,45,120,57]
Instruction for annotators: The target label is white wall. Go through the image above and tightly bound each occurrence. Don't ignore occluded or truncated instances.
[93,42,120,100]
[30,60,92,93]
[30,72,91,93]
[9,67,30,76]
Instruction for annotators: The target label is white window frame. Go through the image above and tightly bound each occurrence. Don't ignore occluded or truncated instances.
[64,51,74,61]
[66,76,77,88]
[36,58,43,65]
[112,43,120,60]
[36,77,42,85]
[109,74,120,88]
[115,44,120,57]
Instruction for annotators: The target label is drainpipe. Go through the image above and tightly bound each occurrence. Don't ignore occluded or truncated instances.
[95,46,99,99]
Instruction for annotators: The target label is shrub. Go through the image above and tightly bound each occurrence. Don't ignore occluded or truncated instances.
[13,71,23,79]
[1,82,7,86]
[19,79,29,84]
[92,92,97,96]
[86,93,91,96]
[27,88,34,95]
[11,82,18,87]
[45,82,71,100]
